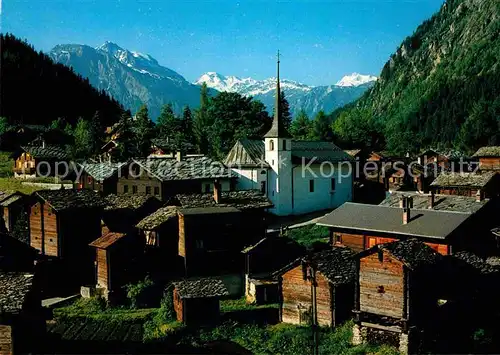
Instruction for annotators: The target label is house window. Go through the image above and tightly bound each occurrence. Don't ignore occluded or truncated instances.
[195,240,204,249]
[309,180,314,193]
[145,231,158,247]
[88,176,93,185]
[132,185,138,194]
[282,140,287,151]
[260,181,266,194]
[146,186,151,195]
[377,286,385,294]
[123,185,129,193]
[205,184,211,193]
[269,140,274,151]
[154,187,160,195]
[298,305,312,325]
[334,233,342,244]
[272,160,275,166]
[331,178,336,191]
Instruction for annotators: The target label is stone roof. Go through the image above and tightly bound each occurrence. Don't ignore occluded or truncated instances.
[224,139,269,168]
[80,161,127,181]
[317,202,472,240]
[377,239,441,270]
[136,206,179,230]
[380,192,489,213]
[174,190,273,210]
[453,251,500,275]
[89,232,126,249]
[224,139,352,167]
[310,247,356,285]
[104,194,161,211]
[472,146,500,158]
[430,171,497,188]
[133,157,235,182]
[34,189,105,211]
[173,278,229,299]
[20,145,68,160]
[151,138,195,153]
[0,272,35,313]
[0,194,23,207]
[0,191,24,207]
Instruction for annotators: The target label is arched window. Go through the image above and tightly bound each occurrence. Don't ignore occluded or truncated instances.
[269,140,274,151]
[282,140,287,151]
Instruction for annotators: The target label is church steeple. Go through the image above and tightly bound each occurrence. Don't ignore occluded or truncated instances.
[264,50,291,138]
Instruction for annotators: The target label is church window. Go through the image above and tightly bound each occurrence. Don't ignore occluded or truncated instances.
[260,181,266,194]
[269,140,274,151]
[282,140,287,151]
[260,170,266,175]
[331,178,336,191]
[309,180,314,193]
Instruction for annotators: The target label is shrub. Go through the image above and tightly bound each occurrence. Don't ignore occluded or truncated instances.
[125,276,155,309]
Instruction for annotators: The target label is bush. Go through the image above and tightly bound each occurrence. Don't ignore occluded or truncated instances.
[286,225,330,250]
[125,276,155,309]
[142,287,179,341]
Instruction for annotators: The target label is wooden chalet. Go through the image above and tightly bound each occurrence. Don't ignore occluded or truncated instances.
[430,171,499,199]
[0,233,38,272]
[149,138,196,157]
[172,278,229,326]
[89,232,141,301]
[117,157,236,201]
[352,239,442,354]
[0,191,25,233]
[472,146,500,171]
[317,196,497,256]
[29,189,105,288]
[275,247,356,328]
[12,143,69,179]
[0,272,45,354]
[242,236,305,305]
[78,161,127,195]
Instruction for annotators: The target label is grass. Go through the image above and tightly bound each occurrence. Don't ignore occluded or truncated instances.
[286,225,330,250]
[0,177,46,194]
[220,297,279,312]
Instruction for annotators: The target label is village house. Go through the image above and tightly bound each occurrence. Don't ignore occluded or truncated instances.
[172,278,229,326]
[316,196,497,256]
[29,189,105,290]
[12,143,69,179]
[118,156,236,201]
[430,171,499,199]
[0,272,45,354]
[149,138,197,158]
[352,239,442,355]
[274,247,356,328]
[0,191,26,233]
[472,146,500,171]
[78,161,128,195]
[225,59,353,216]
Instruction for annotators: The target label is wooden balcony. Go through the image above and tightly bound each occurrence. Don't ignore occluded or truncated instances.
[13,167,36,175]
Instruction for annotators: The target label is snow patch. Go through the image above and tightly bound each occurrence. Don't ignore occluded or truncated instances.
[335,73,377,87]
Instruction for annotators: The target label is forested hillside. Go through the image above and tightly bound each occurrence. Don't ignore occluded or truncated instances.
[333,0,500,154]
[0,34,124,127]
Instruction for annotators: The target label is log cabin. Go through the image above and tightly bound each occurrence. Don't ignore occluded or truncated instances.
[29,189,105,288]
[12,143,69,179]
[275,247,356,328]
[78,162,128,195]
[172,278,229,326]
[0,272,45,355]
[352,239,441,354]
[430,171,499,199]
[117,156,236,201]
[472,146,500,171]
[0,191,25,233]
[317,196,498,257]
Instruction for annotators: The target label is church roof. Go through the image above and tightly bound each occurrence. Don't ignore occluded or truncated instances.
[224,139,268,168]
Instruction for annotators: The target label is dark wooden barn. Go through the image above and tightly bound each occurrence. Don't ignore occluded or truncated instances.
[172,278,229,326]
[0,272,45,354]
[430,171,499,199]
[78,161,127,195]
[352,239,442,354]
[275,247,356,328]
[472,146,500,171]
[0,191,26,233]
[29,189,105,291]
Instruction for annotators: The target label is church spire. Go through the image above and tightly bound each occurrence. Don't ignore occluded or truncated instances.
[264,50,291,139]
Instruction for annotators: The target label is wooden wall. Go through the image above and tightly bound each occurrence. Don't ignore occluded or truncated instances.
[0,324,12,355]
[173,289,184,323]
[117,173,162,198]
[2,207,9,232]
[479,157,500,170]
[359,252,404,319]
[43,206,58,257]
[281,264,333,327]
[96,249,109,290]
[30,203,43,252]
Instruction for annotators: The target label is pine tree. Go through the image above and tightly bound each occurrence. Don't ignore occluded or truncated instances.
[89,111,104,156]
[116,112,136,160]
[193,83,210,154]
[180,106,194,145]
[156,103,178,140]
[133,105,154,157]
[72,118,91,158]
[290,110,311,140]
[311,110,332,141]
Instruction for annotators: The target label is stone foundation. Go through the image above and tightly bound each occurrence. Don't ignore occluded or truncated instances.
[352,323,411,354]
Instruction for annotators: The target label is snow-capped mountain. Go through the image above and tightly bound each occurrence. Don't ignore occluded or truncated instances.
[50,41,207,119]
[195,72,376,117]
[336,73,378,87]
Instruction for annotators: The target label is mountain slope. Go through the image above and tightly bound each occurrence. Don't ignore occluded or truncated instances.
[50,42,207,119]
[0,34,123,127]
[195,72,376,117]
[333,0,500,154]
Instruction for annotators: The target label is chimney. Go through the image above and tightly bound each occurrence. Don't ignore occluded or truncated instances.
[176,151,184,162]
[213,180,221,204]
[403,207,411,225]
[476,190,484,202]
[428,190,435,209]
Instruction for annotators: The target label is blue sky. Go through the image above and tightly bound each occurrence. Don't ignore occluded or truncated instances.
[2,0,444,86]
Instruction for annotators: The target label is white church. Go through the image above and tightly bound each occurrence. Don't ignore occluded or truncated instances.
[225,57,353,216]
